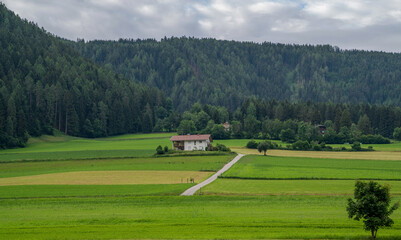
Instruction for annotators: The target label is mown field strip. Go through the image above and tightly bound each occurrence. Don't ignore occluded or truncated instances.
[0,171,211,186]
[0,184,193,198]
[232,148,401,160]
[203,179,401,196]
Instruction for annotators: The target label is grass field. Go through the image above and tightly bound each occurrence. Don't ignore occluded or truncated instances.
[104,132,175,140]
[0,170,211,186]
[0,155,233,178]
[1,195,401,239]
[202,179,401,195]
[232,148,401,160]
[0,133,175,162]
[222,155,401,180]
[0,184,192,198]
[1,132,401,239]
[216,139,401,152]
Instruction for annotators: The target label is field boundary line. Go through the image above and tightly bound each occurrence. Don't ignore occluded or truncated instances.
[180,153,245,196]
[219,177,401,181]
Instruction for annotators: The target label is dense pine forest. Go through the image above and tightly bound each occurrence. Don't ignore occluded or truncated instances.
[0,4,172,148]
[1,3,401,149]
[72,37,401,111]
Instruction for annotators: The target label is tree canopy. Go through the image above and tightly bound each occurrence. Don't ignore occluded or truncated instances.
[347,181,399,239]
[72,37,401,111]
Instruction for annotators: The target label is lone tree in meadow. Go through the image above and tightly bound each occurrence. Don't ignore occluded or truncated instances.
[347,181,399,239]
[257,141,270,156]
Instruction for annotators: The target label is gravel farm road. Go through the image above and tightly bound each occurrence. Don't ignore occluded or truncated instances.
[180,153,245,196]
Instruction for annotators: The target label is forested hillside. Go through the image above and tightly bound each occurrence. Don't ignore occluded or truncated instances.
[72,38,401,111]
[0,4,172,148]
[2,3,401,150]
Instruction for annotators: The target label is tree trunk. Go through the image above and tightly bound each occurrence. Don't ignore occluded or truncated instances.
[54,102,57,128]
[371,228,376,239]
[65,108,68,134]
[58,107,61,131]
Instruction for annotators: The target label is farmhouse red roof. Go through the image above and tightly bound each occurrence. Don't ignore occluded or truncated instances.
[170,134,212,141]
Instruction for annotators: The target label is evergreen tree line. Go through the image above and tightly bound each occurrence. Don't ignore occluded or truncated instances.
[71,37,401,111]
[175,99,401,143]
[0,4,172,148]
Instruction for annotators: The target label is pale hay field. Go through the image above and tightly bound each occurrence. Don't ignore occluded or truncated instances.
[0,170,211,186]
[232,148,401,160]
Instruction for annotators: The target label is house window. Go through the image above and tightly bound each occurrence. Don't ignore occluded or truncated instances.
[194,141,196,145]
[199,141,202,143]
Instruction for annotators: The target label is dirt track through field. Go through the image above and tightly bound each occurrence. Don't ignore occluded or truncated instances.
[0,170,211,186]
[232,148,401,160]
[181,154,245,196]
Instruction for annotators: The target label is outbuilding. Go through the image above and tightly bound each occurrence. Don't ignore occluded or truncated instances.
[170,134,213,151]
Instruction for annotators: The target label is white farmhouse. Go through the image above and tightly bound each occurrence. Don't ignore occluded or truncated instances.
[170,134,213,151]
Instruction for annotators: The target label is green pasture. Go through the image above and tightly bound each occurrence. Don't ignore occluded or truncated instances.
[202,179,401,195]
[5,137,171,153]
[1,195,401,239]
[0,155,233,178]
[1,132,400,239]
[328,141,401,151]
[0,149,155,162]
[0,133,175,162]
[222,155,401,180]
[0,184,192,198]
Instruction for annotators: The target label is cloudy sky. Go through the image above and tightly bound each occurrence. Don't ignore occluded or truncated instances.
[3,0,401,52]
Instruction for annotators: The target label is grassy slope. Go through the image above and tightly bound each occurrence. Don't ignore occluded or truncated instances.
[0,133,175,162]
[1,196,401,239]
[222,155,401,180]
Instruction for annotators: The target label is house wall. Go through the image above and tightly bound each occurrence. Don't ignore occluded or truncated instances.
[184,139,209,151]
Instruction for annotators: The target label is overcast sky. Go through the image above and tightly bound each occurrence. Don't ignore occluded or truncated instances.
[3,0,401,52]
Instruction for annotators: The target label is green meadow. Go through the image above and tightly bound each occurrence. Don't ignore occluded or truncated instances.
[0,155,233,178]
[0,184,192,198]
[0,133,175,162]
[1,132,401,239]
[203,179,401,195]
[215,139,401,151]
[1,196,401,239]
[222,155,401,180]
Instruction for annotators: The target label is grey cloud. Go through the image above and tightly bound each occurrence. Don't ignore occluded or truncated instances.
[3,0,401,52]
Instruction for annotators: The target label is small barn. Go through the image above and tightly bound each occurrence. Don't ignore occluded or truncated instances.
[317,125,327,135]
[170,134,213,151]
[222,122,230,131]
